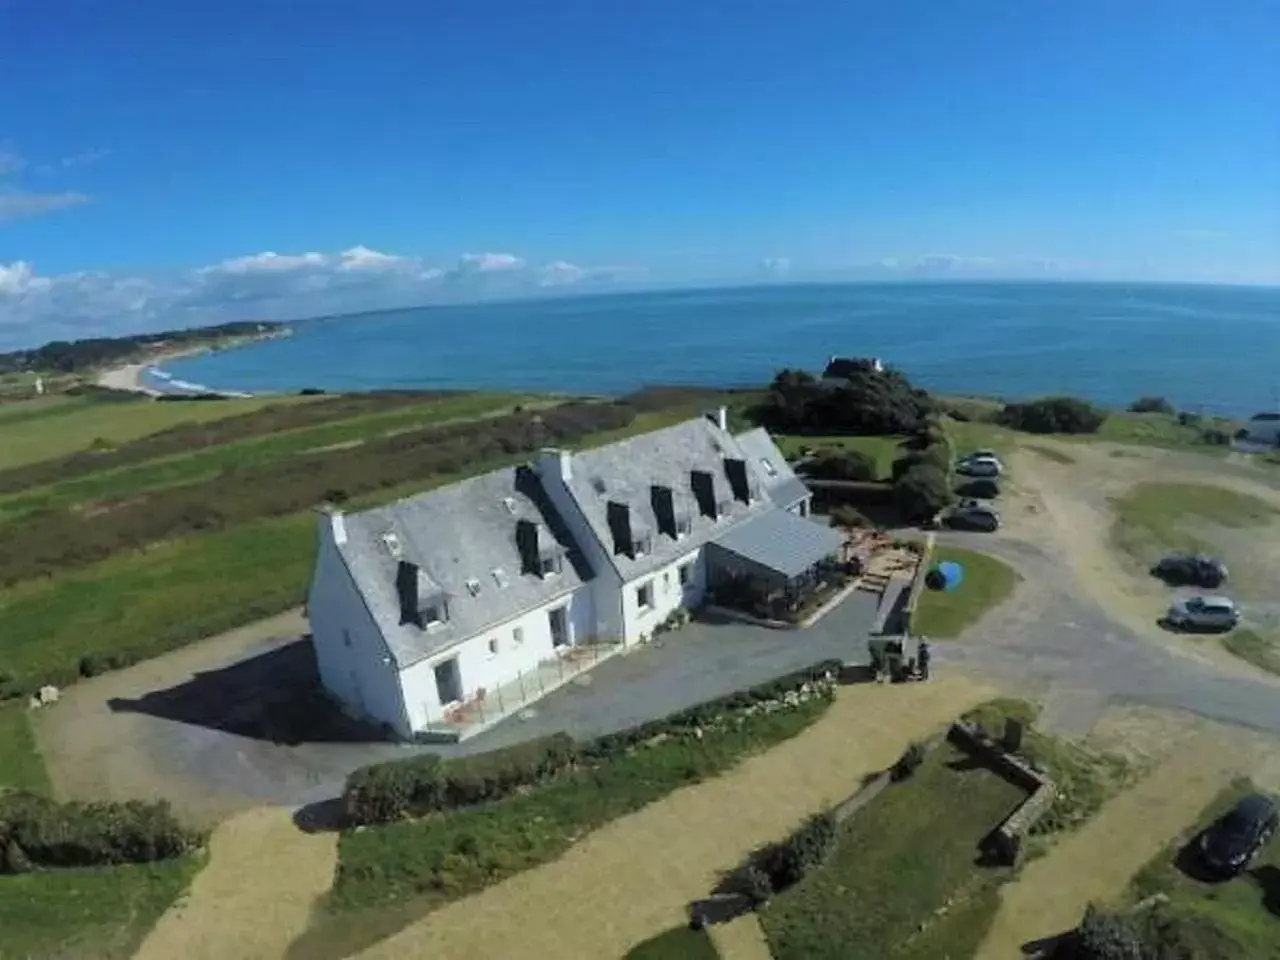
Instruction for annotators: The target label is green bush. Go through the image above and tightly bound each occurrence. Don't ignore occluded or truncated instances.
[0,791,203,872]
[997,397,1106,435]
[1128,396,1175,415]
[830,504,870,528]
[727,863,775,907]
[343,734,577,825]
[808,450,877,482]
[893,464,952,521]
[890,741,928,782]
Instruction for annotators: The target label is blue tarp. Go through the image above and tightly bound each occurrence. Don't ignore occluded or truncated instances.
[930,561,964,592]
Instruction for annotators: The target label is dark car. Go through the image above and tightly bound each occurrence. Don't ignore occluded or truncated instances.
[956,478,1000,500]
[1151,552,1228,588]
[1198,793,1278,876]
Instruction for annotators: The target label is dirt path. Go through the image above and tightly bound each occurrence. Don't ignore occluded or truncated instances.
[133,806,337,960]
[975,730,1250,960]
[347,676,999,960]
[707,914,774,960]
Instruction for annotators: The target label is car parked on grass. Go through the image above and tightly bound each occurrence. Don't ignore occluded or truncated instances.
[945,501,1000,532]
[956,451,1003,477]
[1163,595,1241,632]
[1151,552,1229,588]
[1197,793,1278,876]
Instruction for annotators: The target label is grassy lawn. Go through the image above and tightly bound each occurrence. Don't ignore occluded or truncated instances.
[0,856,202,960]
[0,701,50,795]
[1129,779,1280,958]
[290,697,831,960]
[1087,411,1240,451]
[759,741,1025,960]
[910,546,1019,638]
[943,418,1021,462]
[0,394,319,471]
[1223,629,1280,676]
[0,392,541,520]
[625,926,720,959]
[1111,482,1279,565]
[774,434,906,479]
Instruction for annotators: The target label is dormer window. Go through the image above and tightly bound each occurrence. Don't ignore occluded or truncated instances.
[491,567,508,588]
[539,552,563,577]
[465,578,481,597]
[760,458,778,478]
[675,513,692,537]
[716,497,732,518]
[634,533,653,557]
[423,603,445,627]
[501,497,517,515]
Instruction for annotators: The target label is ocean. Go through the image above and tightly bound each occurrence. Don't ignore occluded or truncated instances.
[151,281,1280,418]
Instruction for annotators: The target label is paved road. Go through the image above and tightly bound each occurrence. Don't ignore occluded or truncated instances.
[933,531,1280,736]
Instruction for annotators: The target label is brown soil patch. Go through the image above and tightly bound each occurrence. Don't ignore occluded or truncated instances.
[133,806,337,960]
[976,729,1253,959]
[347,676,1000,960]
[33,609,306,826]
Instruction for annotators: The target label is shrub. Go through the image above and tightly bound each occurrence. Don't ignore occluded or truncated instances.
[759,365,935,435]
[1178,411,1202,427]
[1063,905,1148,959]
[808,450,877,482]
[997,397,1107,435]
[1199,427,1230,446]
[0,791,202,872]
[830,504,870,528]
[890,443,949,481]
[1128,396,1174,415]
[893,464,952,522]
[890,741,927,782]
[726,864,774,907]
[343,734,576,825]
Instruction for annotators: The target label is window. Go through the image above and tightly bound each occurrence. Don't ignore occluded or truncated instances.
[636,581,654,611]
[487,637,499,656]
[513,626,524,645]
[465,578,481,597]
[539,552,562,576]
[501,497,517,514]
[760,457,778,478]
[678,562,693,587]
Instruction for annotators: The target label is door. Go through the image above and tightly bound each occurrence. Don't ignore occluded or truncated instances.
[433,657,462,705]
[549,605,570,648]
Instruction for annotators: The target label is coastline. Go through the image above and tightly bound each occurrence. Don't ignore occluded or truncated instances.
[94,331,290,399]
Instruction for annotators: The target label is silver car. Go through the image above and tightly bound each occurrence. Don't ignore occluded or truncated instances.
[1164,595,1241,632]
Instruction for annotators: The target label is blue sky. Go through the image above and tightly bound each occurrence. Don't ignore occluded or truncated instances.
[1,0,1277,345]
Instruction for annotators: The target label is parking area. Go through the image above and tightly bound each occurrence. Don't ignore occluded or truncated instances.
[34,589,881,821]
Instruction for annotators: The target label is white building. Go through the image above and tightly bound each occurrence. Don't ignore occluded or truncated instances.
[307,408,842,741]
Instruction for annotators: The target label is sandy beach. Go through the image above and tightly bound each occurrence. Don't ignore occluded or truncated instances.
[96,360,166,396]
[94,342,264,398]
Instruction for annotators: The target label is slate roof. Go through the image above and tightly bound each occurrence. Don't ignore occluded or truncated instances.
[336,464,593,668]
[557,416,773,582]
[733,427,812,509]
[708,509,845,579]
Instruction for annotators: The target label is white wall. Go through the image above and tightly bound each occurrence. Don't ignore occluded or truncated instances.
[307,517,412,738]
[620,546,705,644]
[535,450,625,640]
[398,585,595,733]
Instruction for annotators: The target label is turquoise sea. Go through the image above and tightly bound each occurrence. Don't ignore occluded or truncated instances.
[153,281,1280,418]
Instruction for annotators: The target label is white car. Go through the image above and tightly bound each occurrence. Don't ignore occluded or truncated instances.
[956,454,1003,478]
[1164,595,1241,632]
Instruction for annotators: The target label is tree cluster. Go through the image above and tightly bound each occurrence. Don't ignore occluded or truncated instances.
[758,362,936,435]
[997,396,1107,435]
[1128,396,1176,415]
[0,320,285,374]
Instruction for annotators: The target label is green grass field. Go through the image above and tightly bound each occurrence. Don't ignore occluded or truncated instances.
[0,856,202,960]
[910,546,1019,638]
[759,741,1024,960]
[0,701,50,795]
[773,434,907,480]
[1129,779,1280,958]
[1223,629,1280,677]
[0,394,319,470]
[1111,482,1278,565]
[0,392,539,520]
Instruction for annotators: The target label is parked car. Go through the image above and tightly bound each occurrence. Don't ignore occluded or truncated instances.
[1197,793,1278,876]
[1151,552,1229,588]
[956,457,1002,478]
[946,502,1000,532]
[1163,595,1241,632]
[956,478,1000,499]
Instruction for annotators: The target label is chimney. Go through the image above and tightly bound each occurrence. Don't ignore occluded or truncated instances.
[537,447,573,482]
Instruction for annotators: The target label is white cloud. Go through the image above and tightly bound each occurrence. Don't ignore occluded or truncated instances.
[58,148,111,169]
[0,247,641,349]
[0,190,89,221]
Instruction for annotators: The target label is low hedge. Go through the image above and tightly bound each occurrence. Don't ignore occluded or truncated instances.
[726,811,838,907]
[0,791,203,873]
[343,734,576,825]
[341,661,843,826]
